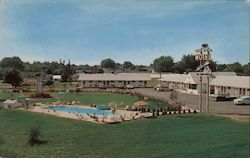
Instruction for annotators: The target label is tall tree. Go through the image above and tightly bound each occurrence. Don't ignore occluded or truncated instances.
[61,61,73,82]
[242,63,250,76]
[152,56,174,77]
[216,63,227,72]
[0,57,25,71]
[123,61,135,70]
[224,62,243,74]
[3,68,23,87]
[100,58,116,69]
[176,54,200,73]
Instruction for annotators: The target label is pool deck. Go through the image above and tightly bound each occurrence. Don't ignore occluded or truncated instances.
[29,105,153,124]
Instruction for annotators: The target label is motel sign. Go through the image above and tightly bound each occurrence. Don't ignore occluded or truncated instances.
[195,53,211,61]
[195,43,212,61]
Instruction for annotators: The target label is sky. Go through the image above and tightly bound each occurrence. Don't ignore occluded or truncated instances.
[0,0,249,65]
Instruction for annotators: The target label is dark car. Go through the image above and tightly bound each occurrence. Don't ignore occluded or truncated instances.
[98,84,106,90]
[212,94,236,101]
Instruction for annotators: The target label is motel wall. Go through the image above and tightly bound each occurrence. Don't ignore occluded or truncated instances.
[213,86,250,97]
[81,80,148,88]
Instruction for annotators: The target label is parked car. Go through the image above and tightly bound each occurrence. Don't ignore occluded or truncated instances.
[212,94,236,101]
[234,96,250,105]
[126,84,134,89]
[117,84,126,89]
[98,84,106,89]
[154,84,173,91]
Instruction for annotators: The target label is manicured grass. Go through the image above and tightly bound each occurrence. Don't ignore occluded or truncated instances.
[54,92,142,107]
[0,92,165,109]
[0,110,248,158]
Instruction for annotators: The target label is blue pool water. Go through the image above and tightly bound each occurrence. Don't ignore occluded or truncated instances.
[47,105,117,116]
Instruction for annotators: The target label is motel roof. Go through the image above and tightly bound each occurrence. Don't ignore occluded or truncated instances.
[210,75,250,89]
[212,72,236,76]
[78,73,151,81]
[184,72,212,84]
[159,74,187,83]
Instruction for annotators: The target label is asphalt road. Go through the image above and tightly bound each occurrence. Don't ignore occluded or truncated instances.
[132,88,250,115]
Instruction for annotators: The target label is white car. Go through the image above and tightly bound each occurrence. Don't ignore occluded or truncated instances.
[154,84,173,91]
[126,84,134,89]
[234,96,250,105]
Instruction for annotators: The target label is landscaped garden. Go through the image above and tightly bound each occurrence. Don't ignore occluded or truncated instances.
[0,110,248,158]
[0,91,169,112]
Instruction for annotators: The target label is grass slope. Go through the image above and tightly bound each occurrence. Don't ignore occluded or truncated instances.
[0,110,248,158]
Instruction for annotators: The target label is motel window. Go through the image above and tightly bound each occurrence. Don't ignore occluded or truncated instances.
[228,87,231,89]
[189,84,197,89]
[248,89,250,91]
[89,81,92,83]
[111,81,114,83]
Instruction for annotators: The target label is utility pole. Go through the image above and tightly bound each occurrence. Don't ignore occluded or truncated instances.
[206,75,210,113]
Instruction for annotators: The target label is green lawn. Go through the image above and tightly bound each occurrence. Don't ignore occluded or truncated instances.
[0,92,166,109]
[54,92,141,107]
[0,110,248,158]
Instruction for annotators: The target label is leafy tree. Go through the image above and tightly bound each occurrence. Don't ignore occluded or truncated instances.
[224,62,243,74]
[135,65,148,71]
[91,65,103,73]
[0,70,3,80]
[115,63,122,70]
[176,54,200,73]
[152,56,174,77]
[100,58,116,69]
[61,61,73,82]
[123,61,135,70]
[0,57,25,71]
[242,63,250,76]
[209,61,217,72]
[77,64,91,72]
[3,68,23,87]
[216,63,227,72]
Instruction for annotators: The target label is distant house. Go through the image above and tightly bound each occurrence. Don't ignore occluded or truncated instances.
[78,73,151,88]
[53,75,62,81]
[3,99,22,109]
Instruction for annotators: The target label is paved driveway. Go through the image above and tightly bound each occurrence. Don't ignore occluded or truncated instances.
[132,88,250,115]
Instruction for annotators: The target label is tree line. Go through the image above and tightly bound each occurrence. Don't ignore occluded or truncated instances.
[0,55,249,87]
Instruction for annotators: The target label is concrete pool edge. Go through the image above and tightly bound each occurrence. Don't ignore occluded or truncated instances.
[28,105,153,124]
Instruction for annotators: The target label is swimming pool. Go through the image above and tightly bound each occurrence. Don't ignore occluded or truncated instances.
[47,105,118,116]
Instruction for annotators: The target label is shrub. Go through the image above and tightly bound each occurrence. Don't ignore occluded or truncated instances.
[30,92,52,98]
[28,127,47,146]
[76,88,82,93]
[45,80,54,86]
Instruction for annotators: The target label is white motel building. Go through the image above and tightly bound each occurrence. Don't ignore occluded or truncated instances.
[78,73,151,88]
[78,72,249,97]
[160,72,250,97]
